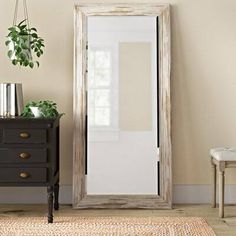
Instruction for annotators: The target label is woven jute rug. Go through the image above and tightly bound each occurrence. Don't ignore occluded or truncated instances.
[0,216,215,236]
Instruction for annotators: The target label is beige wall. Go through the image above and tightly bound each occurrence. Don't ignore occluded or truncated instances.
[119,42,152,131]
[1,0,236,186]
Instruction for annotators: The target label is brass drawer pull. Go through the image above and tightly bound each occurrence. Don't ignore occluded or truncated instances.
[19,152,31,159]
[19,132,30,139]
[19,172,30,179]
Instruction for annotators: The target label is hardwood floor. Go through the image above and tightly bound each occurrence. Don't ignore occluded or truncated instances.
[0,204,235,235]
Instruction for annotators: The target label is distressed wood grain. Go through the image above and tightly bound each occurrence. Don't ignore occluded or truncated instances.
[73,9,87,208]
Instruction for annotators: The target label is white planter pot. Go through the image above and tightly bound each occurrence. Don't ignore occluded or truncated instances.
[30,106,42,118]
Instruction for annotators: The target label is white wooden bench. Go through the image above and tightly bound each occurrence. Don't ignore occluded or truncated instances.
[210,148,236,218]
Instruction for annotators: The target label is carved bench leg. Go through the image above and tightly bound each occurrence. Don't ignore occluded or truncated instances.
[54,183,59,211]
[212,161,216,208]
[47,186,54,223]
[218,161,225,218]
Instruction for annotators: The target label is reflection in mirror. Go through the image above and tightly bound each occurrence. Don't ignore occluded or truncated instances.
[87,16,159,195]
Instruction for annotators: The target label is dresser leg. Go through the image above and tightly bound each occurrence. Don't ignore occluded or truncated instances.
[47,186,54,223]
[54,183,59,211]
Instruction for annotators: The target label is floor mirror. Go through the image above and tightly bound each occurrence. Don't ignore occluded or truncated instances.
[73,3,171,209]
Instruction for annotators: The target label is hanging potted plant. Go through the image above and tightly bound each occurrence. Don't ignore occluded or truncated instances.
[5,0,45,68]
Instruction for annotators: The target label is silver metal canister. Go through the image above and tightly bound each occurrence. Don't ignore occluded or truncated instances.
[0,83,24,117]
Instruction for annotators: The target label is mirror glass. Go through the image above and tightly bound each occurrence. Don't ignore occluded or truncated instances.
[87,16,159,195]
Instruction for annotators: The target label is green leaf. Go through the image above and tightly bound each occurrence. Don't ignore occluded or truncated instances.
[7,50,13,58]
[10,36,17,42]
[36,61,40,67]
[19,31,28,36]
[29,62,34,68]
[16,47,22,54]
[8,27,17,31]
[18,19,27,26]
[24,60,29,66]
[22,35,29,42]
[8,32,17,40]
[21,44,28,50]
[31,33,38,38]
[30,27,37,32]
[20,53,26,60]
[12,59,17,65]
[19,24,27,30]
[36,52,41,57]
[5,40,11,46]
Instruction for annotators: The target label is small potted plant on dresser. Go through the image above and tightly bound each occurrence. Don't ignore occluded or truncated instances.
[0,100,63,223]
[21,100,60,118]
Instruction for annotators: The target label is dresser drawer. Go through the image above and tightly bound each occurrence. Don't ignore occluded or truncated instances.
[0,168,47,183]
[3,129,47,144]
[0,148,47,163]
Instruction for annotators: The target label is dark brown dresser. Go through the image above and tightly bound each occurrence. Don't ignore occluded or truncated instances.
[0,116,61,223]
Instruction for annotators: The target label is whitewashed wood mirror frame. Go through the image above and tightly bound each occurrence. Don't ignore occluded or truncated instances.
[73,3,171,209]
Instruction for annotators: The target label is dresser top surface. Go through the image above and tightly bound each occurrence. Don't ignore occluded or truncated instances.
[0,116,62,129]
[0,116,62,124]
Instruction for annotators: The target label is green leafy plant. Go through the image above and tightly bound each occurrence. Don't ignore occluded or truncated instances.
[21,101,61,118]
[5,19,45,68]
